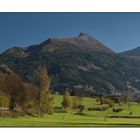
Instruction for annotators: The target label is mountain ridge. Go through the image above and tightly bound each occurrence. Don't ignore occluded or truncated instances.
[120,46,140,59]
[2,33,114,55]
[0,33,140,96]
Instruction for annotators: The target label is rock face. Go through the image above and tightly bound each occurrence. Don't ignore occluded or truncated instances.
[0,33,140,96]
[0,64,13,74]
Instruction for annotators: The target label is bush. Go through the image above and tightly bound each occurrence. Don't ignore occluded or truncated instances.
[79,105,85,112]
[112,108,123,112]
[88,106,109,111]
[54,106,67,113]
[74,112,87,116]
[0,110,25,118]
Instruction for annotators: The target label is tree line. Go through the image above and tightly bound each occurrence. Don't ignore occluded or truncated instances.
[0,66,83,117]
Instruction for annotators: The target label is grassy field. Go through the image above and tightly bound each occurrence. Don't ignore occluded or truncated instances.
[0,95,140,127]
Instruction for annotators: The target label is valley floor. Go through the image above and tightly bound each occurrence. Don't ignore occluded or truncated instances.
[0,95,140,127]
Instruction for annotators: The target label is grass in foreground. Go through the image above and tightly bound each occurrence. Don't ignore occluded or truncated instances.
[0,113,140,127]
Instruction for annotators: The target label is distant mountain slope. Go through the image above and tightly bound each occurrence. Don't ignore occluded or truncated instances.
[0,33,140,96]
[120,46,140,59]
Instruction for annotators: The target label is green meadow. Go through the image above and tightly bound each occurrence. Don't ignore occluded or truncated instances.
[0,95,140,127]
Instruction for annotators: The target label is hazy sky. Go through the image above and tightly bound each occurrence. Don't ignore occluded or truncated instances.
[0,13,140,53]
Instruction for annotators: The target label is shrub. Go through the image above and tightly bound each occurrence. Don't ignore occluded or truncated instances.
[0,110,25,118]
[79,105,85,112]
[54,106,67,113]
[112,108,123,112]
[88,106,108,111]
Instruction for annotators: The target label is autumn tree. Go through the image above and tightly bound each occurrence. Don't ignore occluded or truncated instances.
[0,95,9,108]
[72,88,84,109]
[23,82,39,110]
[0,73,7,92]
[38,66,54,116]
[98,96,114,107]
[45,91,54,114]
[122,94,131,105]
[62,89,72,109]
[0,72,25,110]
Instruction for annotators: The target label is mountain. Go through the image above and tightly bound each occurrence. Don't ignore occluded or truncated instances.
[0,33,140,96]
[120,46,140,59]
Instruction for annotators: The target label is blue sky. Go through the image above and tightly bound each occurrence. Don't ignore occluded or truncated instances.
[0,13,140,53]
